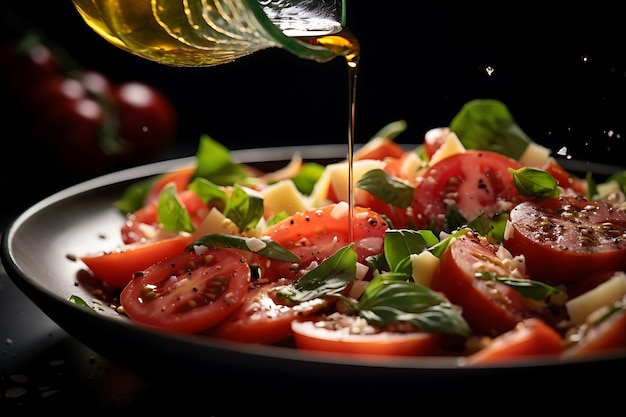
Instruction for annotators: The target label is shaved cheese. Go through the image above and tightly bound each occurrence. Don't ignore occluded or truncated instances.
[566,272,626,325]
[410,251,439,287]
[428,131,466,165]
[261,179,308,216]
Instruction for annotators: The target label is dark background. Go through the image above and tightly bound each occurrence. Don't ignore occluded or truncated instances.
[2,3,626,206]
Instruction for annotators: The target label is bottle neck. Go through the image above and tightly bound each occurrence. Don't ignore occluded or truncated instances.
[248,0,345,63]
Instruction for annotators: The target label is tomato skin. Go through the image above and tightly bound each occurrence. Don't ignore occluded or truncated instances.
[144,166,196,205]
[503,195,626,285]
[262,203,389,281]
[112,81,177,165]
[465,318,564,365]
[563,304,626,359]
[353,137,406,161]
[431,232,534,337]
[411,150,527,231]
[291,314,444,357]
[81,234,195,289]
[120,248,250,333]
[541,158,586,195]
[206,281,328,344]
[0,42,59,99]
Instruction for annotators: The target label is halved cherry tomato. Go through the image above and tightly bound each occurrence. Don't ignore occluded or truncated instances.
[503,195,626,285]
[261,203,389,281]
[120,248,250,333]
[465,318,564,365]
[411,150,528,232]
[430,232,534,337]
[81,234,195,289]
[563,302,626,359]
[206,280,329,344]
[291,314,443,357]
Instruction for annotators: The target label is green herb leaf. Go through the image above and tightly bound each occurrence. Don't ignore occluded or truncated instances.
[113,176,154,214]
[277,244,356,303]
[223,185,264,231]
[383,229,438,273]
[158,183,195,233]
[358,279,471,337]
[356,169,414,208]
[371,119,407,140]
[475,271,559,300]
[509,167,560,197]
[69,295,95,311]
[193,134,250,186]
[449,99,533,160]
[189,234,300,262]
[292,162,325,195]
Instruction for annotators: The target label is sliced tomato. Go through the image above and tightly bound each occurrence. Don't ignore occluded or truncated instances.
[206,280,329,345]
[540,158,586,195]
[357,190,412,229]
[291,314,443,357]
[411,150,528,232]
[503,195,626,285]
[430,232,534,337]
[261,203,389,281]
[120,248,250,333]
[81,233,195,289]
[144,166,195,205]
[563,302,626,359]
[465,318,564,365]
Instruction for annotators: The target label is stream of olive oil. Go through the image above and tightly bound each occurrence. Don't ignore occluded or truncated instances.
[300,31,360,242]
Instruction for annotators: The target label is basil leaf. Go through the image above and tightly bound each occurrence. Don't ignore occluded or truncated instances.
[193,134,250,186]
[223,185,264,231]
[190,234,300,262]
[292,162,325,195]
[358,280,471,337]
[356,169,414,208]
[158,183,195,233]
[277,244,356,303]
[449,99,533,160]
[509,167,560,197]
[383,229,437,273]
[475,271,559,300]
[371,119,407,140]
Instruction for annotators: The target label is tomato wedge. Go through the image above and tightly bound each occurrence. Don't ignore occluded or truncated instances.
[465,318,564,365]
[504,195,626,285]
[120,248,250,333]
[81,234,195,289]
[430,232,534,337]
[563,300,626,359]
[291,314,443,357]
[206,281,329,345]
[411,150,527,231]
[262,203,389,281]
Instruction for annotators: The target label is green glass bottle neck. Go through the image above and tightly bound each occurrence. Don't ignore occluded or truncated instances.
[246,0,345,63]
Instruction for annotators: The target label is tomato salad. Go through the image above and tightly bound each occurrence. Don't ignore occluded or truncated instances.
[74,99,626,365]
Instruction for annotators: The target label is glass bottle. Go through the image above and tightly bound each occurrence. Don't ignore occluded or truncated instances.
[71,0,347,66]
